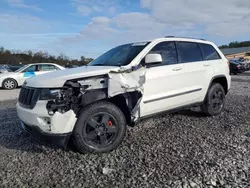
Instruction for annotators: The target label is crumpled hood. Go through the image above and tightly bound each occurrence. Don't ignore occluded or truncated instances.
[25,65,120,88]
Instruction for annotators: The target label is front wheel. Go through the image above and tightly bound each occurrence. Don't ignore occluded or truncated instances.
[72,101,127,153]
[2,78,17,90]
[202,83,225,116]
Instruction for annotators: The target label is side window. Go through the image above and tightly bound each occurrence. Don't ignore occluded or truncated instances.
[39,64,58,71]
[23,65,37,72]
[149,41,178,65]
[199,43,221,60]
[176,42,203,63]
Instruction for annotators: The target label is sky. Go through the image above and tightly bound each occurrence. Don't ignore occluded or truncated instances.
[0,0,250,60]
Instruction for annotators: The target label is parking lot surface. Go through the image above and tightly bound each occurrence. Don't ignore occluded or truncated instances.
[0,74,250,187]
[0,88,20,101]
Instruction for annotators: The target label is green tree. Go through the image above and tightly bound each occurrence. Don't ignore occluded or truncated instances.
[0,46,94,66]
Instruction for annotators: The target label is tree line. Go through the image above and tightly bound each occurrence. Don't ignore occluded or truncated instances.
[0,47,94,66]
[219,41,250,49]
[2,40,249,65]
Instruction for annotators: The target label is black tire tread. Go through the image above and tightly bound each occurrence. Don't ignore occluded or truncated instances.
[72,100,127,154]
[202,83,225,116]
[2,78,18,90]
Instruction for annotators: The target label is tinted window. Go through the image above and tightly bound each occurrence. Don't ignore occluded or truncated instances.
[199,43,221,60]
[23,65,36,72]
[39,64,58,71]
[177,42,203,63]
[149,42,178,65]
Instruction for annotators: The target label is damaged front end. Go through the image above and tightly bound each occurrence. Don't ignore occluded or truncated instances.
[45,64,147,126]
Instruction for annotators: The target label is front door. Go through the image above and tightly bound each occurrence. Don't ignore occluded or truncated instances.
[140,41,188,117]
[20,65,38,84]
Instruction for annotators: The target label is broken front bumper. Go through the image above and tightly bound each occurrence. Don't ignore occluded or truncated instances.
[16,101,77,147]
[21,121,71,148]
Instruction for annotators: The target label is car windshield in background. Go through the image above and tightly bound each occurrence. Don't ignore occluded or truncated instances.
[89,42,150,66]
[230,60,240,64]
[245,53,250,56]
[14,65,28,72]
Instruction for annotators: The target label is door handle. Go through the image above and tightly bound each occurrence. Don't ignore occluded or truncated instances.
[203,64,210,67]
[172,67,182,71]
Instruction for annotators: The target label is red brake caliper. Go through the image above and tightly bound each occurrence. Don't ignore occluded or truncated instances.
[107,120,113,126]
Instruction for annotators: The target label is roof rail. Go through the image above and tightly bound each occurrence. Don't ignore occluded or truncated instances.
[165,36,206,41]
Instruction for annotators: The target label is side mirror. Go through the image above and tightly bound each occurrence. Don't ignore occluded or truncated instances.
[145,53,162,65]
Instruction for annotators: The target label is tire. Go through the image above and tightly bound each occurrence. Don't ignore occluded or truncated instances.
[72,101,127,154]
[202,83,225,116]
[2,78,17,90]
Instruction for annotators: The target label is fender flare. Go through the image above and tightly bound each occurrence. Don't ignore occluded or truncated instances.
[203,74,228,101]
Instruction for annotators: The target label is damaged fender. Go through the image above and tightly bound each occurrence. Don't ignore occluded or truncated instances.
[46,64,147,129]
[107,65,146,121]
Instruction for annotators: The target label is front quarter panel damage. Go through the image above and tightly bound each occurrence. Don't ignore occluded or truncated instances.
[46,65,146,130]
[107,65,146,121]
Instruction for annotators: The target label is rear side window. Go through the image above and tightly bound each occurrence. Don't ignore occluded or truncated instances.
[149,41,178,65]
[199,43,221,60]
[39,64,58,71]
[176,42,203,63]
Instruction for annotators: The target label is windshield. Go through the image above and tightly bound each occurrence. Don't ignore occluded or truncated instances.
[14,65,28,72]
[230,60,240,64]
[245,53,250,56]
[89,42,150,66]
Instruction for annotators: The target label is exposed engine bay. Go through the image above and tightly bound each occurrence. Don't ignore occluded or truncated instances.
[46,65,146,124]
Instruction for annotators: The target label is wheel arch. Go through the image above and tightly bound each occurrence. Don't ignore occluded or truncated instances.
[210,75,228,94]
[77,89,139,126]
[2,77,18,88]
[205,75,228,99]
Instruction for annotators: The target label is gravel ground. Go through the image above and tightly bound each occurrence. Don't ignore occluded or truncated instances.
[0,75,250,188]
[0,88,20,101]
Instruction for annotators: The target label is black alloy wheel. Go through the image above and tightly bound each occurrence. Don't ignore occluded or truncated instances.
[202,83,225,116]
[84,112,118,148]
[73,101,127,153]
[210,89,224,112]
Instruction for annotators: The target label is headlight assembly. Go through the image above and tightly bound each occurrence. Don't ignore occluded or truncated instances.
[40,89,61,100]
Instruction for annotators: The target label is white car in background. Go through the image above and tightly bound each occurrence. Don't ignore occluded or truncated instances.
[0,63,65,90]
[0,64,12,73]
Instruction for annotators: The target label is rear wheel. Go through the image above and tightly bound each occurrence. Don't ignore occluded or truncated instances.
[2,78,17,90]
[73,101,127,153]
[202,83,225,116]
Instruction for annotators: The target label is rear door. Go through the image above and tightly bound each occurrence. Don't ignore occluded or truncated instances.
[176,41,212,103]
[37,64,59,75]
[140,41,188,116]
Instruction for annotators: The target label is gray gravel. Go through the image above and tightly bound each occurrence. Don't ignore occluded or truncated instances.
[0,75,250,188]
[0,88,20,101]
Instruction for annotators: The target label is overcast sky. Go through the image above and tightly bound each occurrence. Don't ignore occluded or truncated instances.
[0,0,249,59]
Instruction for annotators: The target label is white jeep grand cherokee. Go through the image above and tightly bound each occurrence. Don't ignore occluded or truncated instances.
[16,37,231,153]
